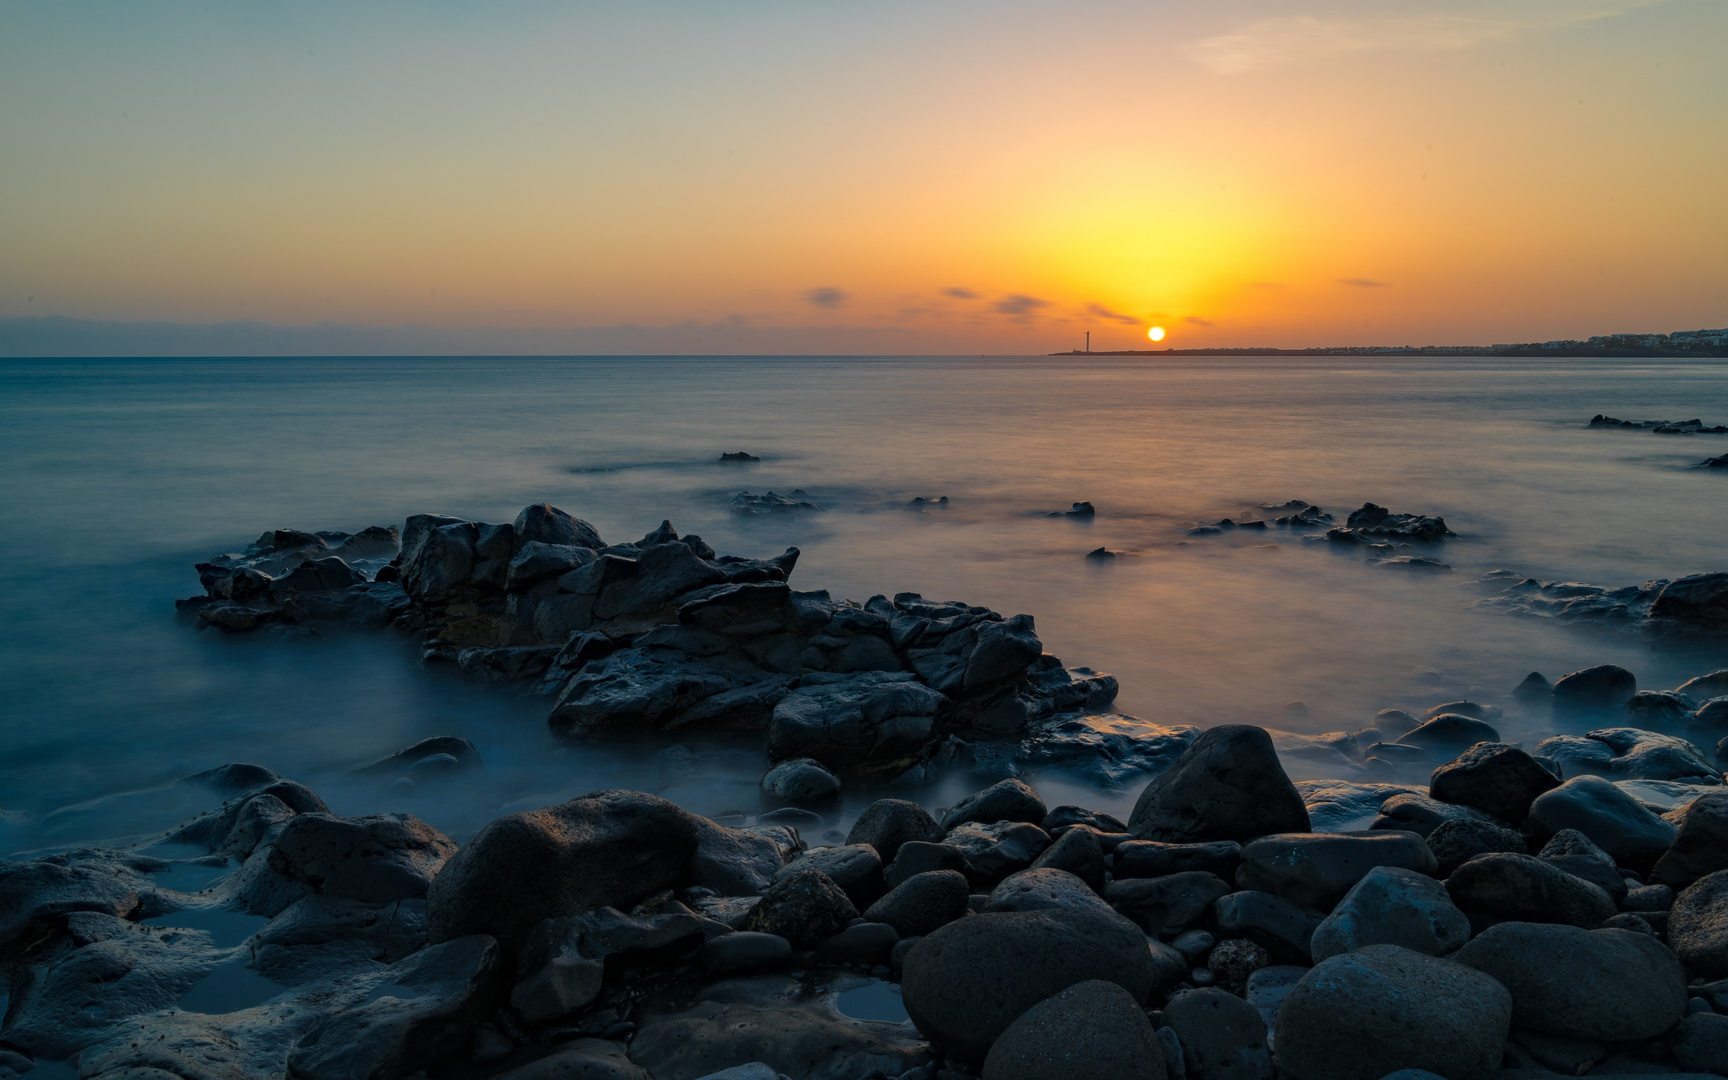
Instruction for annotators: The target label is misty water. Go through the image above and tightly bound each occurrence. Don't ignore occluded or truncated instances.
[2,355,1726,857]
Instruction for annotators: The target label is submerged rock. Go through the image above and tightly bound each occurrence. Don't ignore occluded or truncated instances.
[1552,664,1639,709]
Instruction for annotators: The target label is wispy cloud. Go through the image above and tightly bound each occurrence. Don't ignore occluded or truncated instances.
[1187,1,1669,74]
[943,287,978,300]
[1086,302,1139,325]
[994,294,1049,319]
[1338,278,1390,288]
[1185,316,1217,327]
[804,286,848,308]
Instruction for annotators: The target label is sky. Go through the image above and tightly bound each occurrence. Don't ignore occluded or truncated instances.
[1,0,1724,355]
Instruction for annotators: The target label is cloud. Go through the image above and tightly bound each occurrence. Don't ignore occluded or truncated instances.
[993,294,1048,318]
[1187,1,1669,74]
[1338,278,1390,288]
[1185,316,1217,327]
[943,287,978,300]
[1085,303,1139,325]
[804,286,848,308]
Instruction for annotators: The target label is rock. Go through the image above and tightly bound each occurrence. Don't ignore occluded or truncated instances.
[901,906,1159,1061]
[1672,1012,1728,1076]
[1445,852,1615,927]
[1530,734,1616,779]
[1425,818,1528,877]
[352,737,480,777]
[1513,671,1552,702]
[1234,831,1437,910]
[1536,829,1629,903]
[1029,825,1106,891]
[1429,743,1560,823]
[1243,964,1308,1044]
[510,907,702,1023]
[884,841,968,890]
[761,759,841,803]
[1648,573,1728,634]
[1654,791,1728,887]
[1370,791,1489,838]
[767,673,946,774]
[1115,839,1242,881]
[1213,891,1325,964]
[1396,715,1500,757]
[1273,945,1512,1080]
[847,799,945,863]
[1680,671,1728,700]
[1043,805,1129,832]
[817,921,899,966]
[1453,922,1687,1041]
[236,812,455,917]
[943,820,1051,885]
[1672,870,1728,976]
[1552,664,1638,709]
[285,934,502,1080]
[700,931,792,974]
[1625,883,1675,911]
[1526,776,1678,872]
[1425,700,1500,723]
[1342,503,1453,542]
[1586,727,1720,782]
[1105,872,1232,937]
[863,870,971,938]
[1162,987,1273,1080]
[1629,690,1700,723]
[779,845,881,909]
[693,818,790,897]
[1171,928,1216,963]
[718,451,761,463]
[981,979,1167,1080]
[425,790,702,955]
[941,778,1047,830]
[515,503,605,550]
[487,1039,651,1080]
[985,868,1110,914]
[1310,866,1471,963]
[250,896,428,984]
[741,867,857,947]
[0,857,145,953]
[1128,725,1310,843]
[1207,937,1272,984]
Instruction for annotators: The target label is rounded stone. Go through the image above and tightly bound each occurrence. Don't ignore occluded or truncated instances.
[1206,938,1271,985]
[1671,869,1728,976]
[1551,665,1637,709]
[984,868,1109,914]
[1311,866,1471,963]
[846,799,944,863]
[760,758,841,803]
[863,869,970,939]
[1671,1011,1728,1076]
[941,778,1047,830]
[1525,775,1678,872]
[1234,831,1437,911]
[1162,987,1272,1080]
[1428,743,1560,824]
[1444,852,1616,928]
[980,979,1167,1080]
[740,867,858,947]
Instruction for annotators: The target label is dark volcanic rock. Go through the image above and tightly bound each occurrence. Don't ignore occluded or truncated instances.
[1162,987,1272,1080]
[352,736,483,778]
[1671,870,1728,976]
[1628,689,1700,723]
[846,799,945,862]
[883,841,968,890]
[863,869,971,938]
[1105,871,1232,937]
[986,868,1111,914]
[1673,1012,1728,1076]
[940,778,1047,830]
[981,979,1167,1080]
[1115,839,1242,881]
[1273,945,1511,1080]
[1648,573,1728,634]
[514,503,605,550]
[1445,852,1616,927]
[900,906,1158,1062]
[766,672,946,775]
[1128,725,1309,843]
[1310,865,1471,963]
[1429,743,1560,823]
[238,812,456,917]
[425,790,702,955]
[0,857,145,954]
[1551,664,1638,709]
[741,867,857,948]
[1425,818,1528,877]
[1212,890,1325,964]
[1653,790,1728,887]
[943,820,1051,885]
[1453,922,1687,1041]
[1526,775,1678,872]
[1029,824,1106,891]
[1396,714,1500,757]
[1538,829,1630,904]
[1234,830,1437,910]
[778,844,883,909]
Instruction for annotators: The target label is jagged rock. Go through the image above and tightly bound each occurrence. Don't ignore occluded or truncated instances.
[778,845,882,909]
[1206,937,1272,985]
[901,906,1159,1061]
[1114,840,1242,881]
[549,648,794,738]
[1235,831,1437,910]
[863,870,971,938]
[1341,503,1454,542]
[0,854,149,954]
[425,791,702,954]
[1014,714,1196,787]
[1454,923,1686,1041]
[1526,775,1678,871]
[514,503,605,550]
[986,868,1111,913]
[1429,743,1559,823]
[766,672,946,775]
[943,820,1050,885]
[981,979,1167,1080]
[846,799,944,862]
[1273,946,1511,1080]
[1425,818,1528,877]
[1310,866,1471,962]
[234,812,456,917]
[1105,872,1232,937]
[741,868,856,947]
[940,778,1046,830]
[1128,725,1309,843]
[1445,853,1615,927]
[1551,664,1638,709]
[760,758,841,803]
[1161,987,1273,1080]
[250,896,427,984]
[1654,791,1728,886]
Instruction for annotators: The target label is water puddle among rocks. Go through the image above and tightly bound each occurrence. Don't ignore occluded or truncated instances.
[147,858,234,895]
[176,957,283,1014]
[835,980,908,1024]
[142,905,269,948]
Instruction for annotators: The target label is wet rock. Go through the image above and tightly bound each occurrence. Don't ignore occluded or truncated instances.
[718,451,761,463]
[1526,775,1678,872]
[1424,818,1528,877]
[1162,987,1273,1080]
[1648,573,1728,635]
[162,773,330,856]
[1105,871,1232,937]
[741,867,857,948]
[944,820,1051,885]
[1552,664,1638,709]
[901,906,1158,1061]
[515,503,605,550]
[1536,829,1631,903]
[236,812,456,917]
[1513,671,1553,702]
[550,648,793,738]
[1028,824,1106,891]
[1625,882,1675,911]
[1310,866,1471,963]
[884,841,969,890]
[1128,725,1310,843]
[1043,805,1128,832]
[1654,791,1728,887]
[1273,945,1512,1080]
[488,1038,651,1080]
[985,867,1109,914]
[816,921,899,967]
[1206,937,1272,985]
[1371,791,1492,838]
[511,907,704,1023]
[767,672,946,775]
[1672,1012,1728,1076]
[1429,743,1560,823]
[1212,890,1325,964]
[700,931,792,974]
[846,799,945,863]
[1671,870,1728,976]
[981,978,1166,1080]
[425,790,703,955]
[940,778,1046,830]
[1585,727,1720,782]
[693,818,791,897]
[1445,852,1615,927]
[1115,839,1242,881]
[779,845,882,909]
[0,856,146,954]
[1396,714,1500,757]
[250,896,428,984]
[760,758,841,803]
[354,734,483,776]
[1171,928,1216,963]
[1342,503,1454,542]
[285,934,502,1080]
[863,870,971,938]
[1629,690,1700,723]
[1529,734,1615,779]
[1013,714,1197,787]
[1424,700,1500,723]
[1235,831,1437,910]
[1243,964,1308,1043]
[1453,922,1687,1041]
[1680,670,1728,700]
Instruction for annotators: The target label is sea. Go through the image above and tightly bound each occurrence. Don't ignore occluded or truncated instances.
[3,355,1726,857]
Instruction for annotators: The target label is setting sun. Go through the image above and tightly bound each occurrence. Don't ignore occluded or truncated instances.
[1148,326,1166,342]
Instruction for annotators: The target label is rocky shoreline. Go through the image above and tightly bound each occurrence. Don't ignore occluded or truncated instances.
[5,504,1728,1079]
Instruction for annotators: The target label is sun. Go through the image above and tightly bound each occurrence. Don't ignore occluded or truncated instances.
[1148,326,1166,342]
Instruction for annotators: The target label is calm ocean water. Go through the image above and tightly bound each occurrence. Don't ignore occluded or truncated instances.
[2,355,1726,854]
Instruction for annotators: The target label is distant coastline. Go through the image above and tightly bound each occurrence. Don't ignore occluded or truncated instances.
[1053,327,1728,358]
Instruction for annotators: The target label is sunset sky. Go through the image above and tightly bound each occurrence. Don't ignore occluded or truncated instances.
[2,0,1724,354]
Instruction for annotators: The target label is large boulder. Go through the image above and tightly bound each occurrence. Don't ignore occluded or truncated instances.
[941,779,1047,830]
[250,896,428,985]
[1234,831,1436,910]
[236,812,455,917]
[1105,872,1232,938]
[1310,866,1471,963]
[1428,743,1559,823]
[1444,852,1616,928]
[1648,573,1728,634]
[1273,945,1512,1080]
[863,870,971,938]
[767,673,947,775]
[1128,726,1309,843]
[1670,870,1728,976]
[514,503,604,550]
[1114,840,1242,881]
[741,868,857,948]
[846,799,945,862]
[901,906,1159,1061]
[760,759,841,803]
[1453,922,1687,1041]
[1525,775,1678,872]
[981,979,1166,1080]
[1551,665,1638,709]
[1653,790,1728,887]
[1161,987,1272,1080]
[425,791,702,954]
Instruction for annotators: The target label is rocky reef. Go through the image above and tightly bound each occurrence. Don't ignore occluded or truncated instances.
[1475,569,1728,638]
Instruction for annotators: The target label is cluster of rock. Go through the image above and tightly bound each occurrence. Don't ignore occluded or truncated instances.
[1590,415,1728,435]
[23,706,1728,1079]
[1475,569,1728,636]
[178,504,1120,788]
[1179,500,1454,571]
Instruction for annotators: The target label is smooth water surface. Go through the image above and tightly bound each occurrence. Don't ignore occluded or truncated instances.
[2,356,1725,854]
